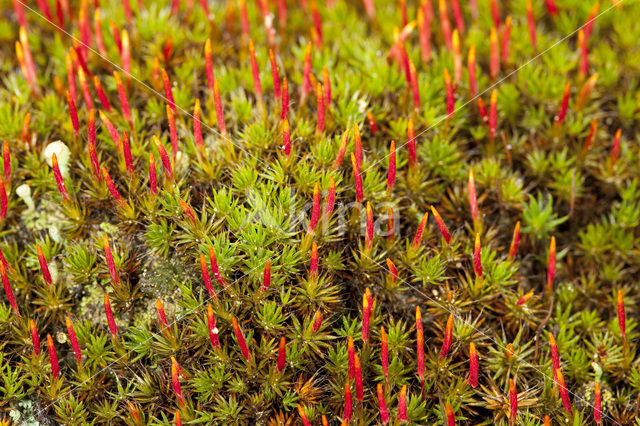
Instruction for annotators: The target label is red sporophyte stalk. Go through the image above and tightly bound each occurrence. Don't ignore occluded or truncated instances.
[102,167,126,206]
[450,0,465,33]
[261,260,271,292]
[0,175,6,221]
[365,202,374,250]
[361,289,371,342]
[104,293,118,337]
[152,136,173,181]
[3,141,10,184]
[18,28,38,93]
[248,40,263,105]
[584,2,599,41]
[200,255,215,298]
[297,405,311,426]
[556,369,572,414]
[174,410,182,426]
[452,31,462,85]
[309,242,319,280]
[473,233,482,277]
[363,0,376,20]
[343,378,353,422]
[431,206,451,244]
[617,289,626,343]
[156,298,169,328]
[416,306,425,388]
[354,353,364,402]
[316,83,325,134]
[353,123,363,168]
[377,384,389,424]
[65,316,82,366]
[386,258,398,284]
[207,246,228,288]
[381,326,389,379]
[445,402,455,426]
[524,0,537,51]
[409,60,420,110]
[51,153,70,202]
[367,110,378,134]
[549,332,560,379]
[113,71,133,128]
[277,0,287,27]
[594,382,602,425]
[78,68,93,110]
[554,82,571,125]
[516,291,533,305]
[212,78,227,138]
[508,221,520,260]
[438,0,452,50]
[110,20,122,53]
[66,91,79,139]
[276,336,286,372]
[301,42,313,101]
[308,183,320,233]
[490,0,501,28]
[99,111,121,150]
[162,108,178,160]
[509,378,517,421]
[584,118,598,151]
[489,90,498,139]
[312,310,323,332]
[417,5,432,63]
[322,67,331,105]
[204,39,215,92]
[546,237,556,293]
[406,118,417,168]
[468,170,479,225]
[95,9,107,56]
[347,336,356,378]
[477,97,488,124]
[171,357,185,407]
[280,118,291,156]
[412,212,429,249]
[161,68,176,115]
[103,234,121,288]
[207,304,220,349]
[440,314,454,358]
[280,77,289,120]
[87,110,100,180]
[502,16,512,63]
[0,262,15,317]
[179,200,197,225]
[13,0,27,28]
[351,153,364,203]
[546,0,558,15]
[193,99,204,151]
[238,0,250,35]
[490,27,500,81]
[578,30,589,77]
[576,73,599,110]
[30,319,40,355]
[311,1,323,45]
[232,317,251,360]
[444,69,455,118]
[268,49,281,103]
[467,45,477,97]
[36,245,52,286]
[47,334,59,379]
[324,176,336,218]
[468,342,479,388]
[121,131,134,176]
[611,128,622,165]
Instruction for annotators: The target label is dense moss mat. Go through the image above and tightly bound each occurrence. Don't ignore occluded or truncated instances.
[1,0,640,424]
